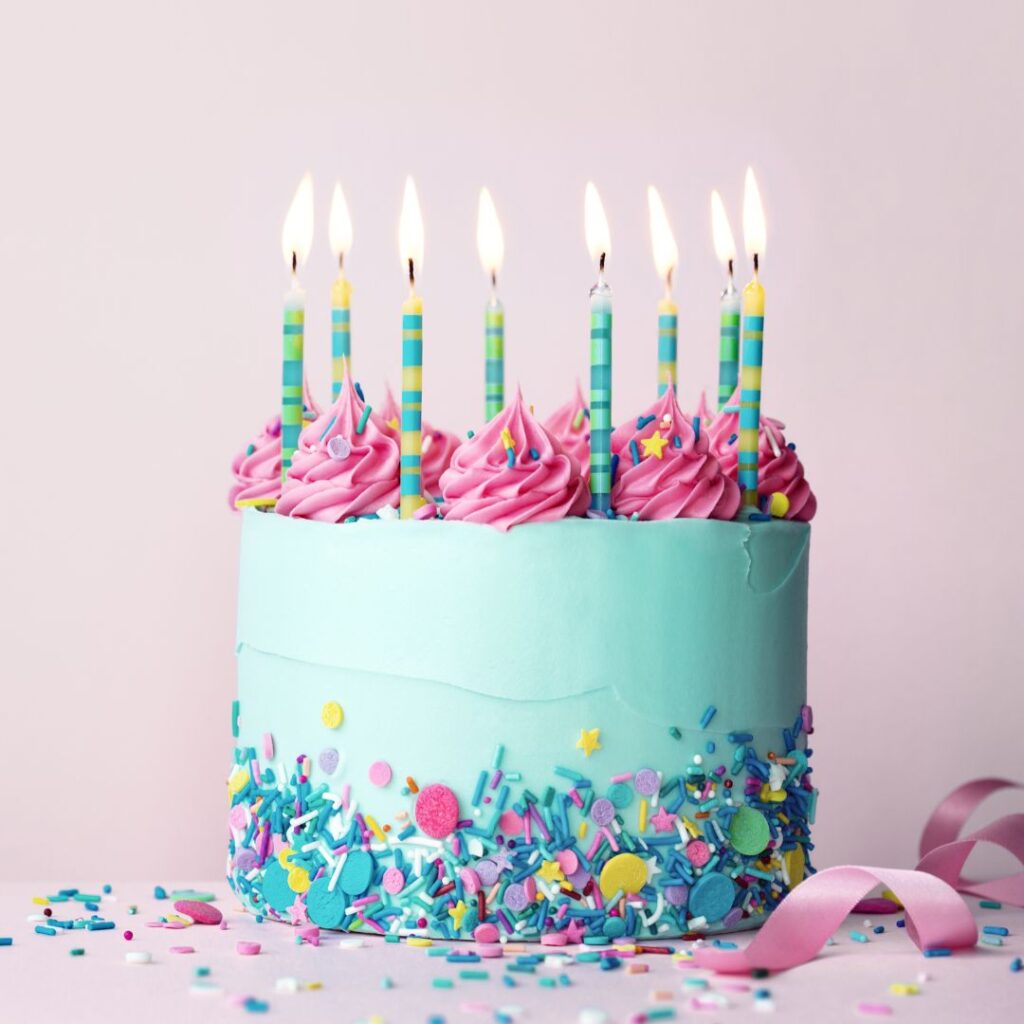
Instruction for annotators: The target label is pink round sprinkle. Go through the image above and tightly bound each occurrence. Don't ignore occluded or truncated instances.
[263,732,274,760]
[123,930,133,941]
[368,761,393,787]
[475,943,503,958]
[498,810,524,836]
[473,923,500,944]
[459,868,482,895]
[236,941,261,956]
[686,839,712,867]
[174,900,223,925]
[856,1003,893,1016]
[169,945,195,954]
[556,849,579,876]
[382,868,405,895]
[414,784,460,839]
[523,877,537,902]
[228,805,248,830]
[541,932,569,946]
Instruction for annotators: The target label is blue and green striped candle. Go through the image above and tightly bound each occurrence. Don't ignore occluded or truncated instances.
[484,300,505,421]
[589,282,613,514]
[718,284,741,410]
[281,291,305,482]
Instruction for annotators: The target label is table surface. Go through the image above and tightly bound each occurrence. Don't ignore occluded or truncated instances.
[0,881,1019,1023]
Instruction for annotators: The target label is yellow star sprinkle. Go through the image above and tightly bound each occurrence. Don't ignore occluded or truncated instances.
[448,899,468,930]
[388,417,400,431]
[640,430,669,460]
[537,860,565,884]
[576,728,602,758]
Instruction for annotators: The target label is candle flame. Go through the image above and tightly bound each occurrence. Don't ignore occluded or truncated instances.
[281,173,314,270]
[743,167,766,261]
[399,176,424,278]
[584,182,611,266]
[646,185,678,283]
[476,187,504,279]
[329,181,353,260]
[710,189,737,266]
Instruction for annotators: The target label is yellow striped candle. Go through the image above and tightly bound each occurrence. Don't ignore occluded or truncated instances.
[329,182,353,399]
[399,177,427,519]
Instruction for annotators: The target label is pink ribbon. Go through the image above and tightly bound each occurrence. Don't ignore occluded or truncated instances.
[693,777,1024,974]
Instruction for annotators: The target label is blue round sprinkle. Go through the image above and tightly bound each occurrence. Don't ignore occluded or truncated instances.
[602,916,627,938]
[259,861,296,913]
[606,782,633,810]
[306,876,347,928]
[340,849,375,896]
[688,872,736,924]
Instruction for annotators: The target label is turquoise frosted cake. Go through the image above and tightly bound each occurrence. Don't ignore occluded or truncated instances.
[226,370,818,941]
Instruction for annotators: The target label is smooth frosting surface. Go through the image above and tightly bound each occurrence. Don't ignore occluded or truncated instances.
[611,387,740,521]
[440,390,588,530]
[543,381,590,472]
[276,369,400,522]
[708,391,817,522]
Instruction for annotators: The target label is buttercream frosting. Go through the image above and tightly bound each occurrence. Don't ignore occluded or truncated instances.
[439,389,588,530]
[610,386,740,521]
[707,390,817,521]
[543,381,590,473]
[276,368,400,522]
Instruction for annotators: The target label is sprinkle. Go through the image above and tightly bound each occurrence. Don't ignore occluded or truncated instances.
[0,938,12,947]
[34,926,56,936]
[692,416,700,440]
[529,448,539,460]
[983,925,1009,936]
[500,427,516,451]
[572,409,585,430]
[636,415,656,429]
[889,983,920,996]
[432,978,454,989]
[236,941,262,956]
[69,948,85,956]
[1011,957,1023,972]
[327,435,352,460]
[980,900,1002,909]
[856,1003,892,1016]
[629,440,641,466]
[356,405,372,434]
[980,935,1003,947]
[699,706,717,730]
[125,951,152,965]
[923,947,952,958]
[467,429,475,439]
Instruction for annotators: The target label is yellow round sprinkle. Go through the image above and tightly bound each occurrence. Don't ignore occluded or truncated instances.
[599,853,648,900]
[227,769,250,796]
[277,847,296,868]
[287,867,310,894]
[769,491,790,518]
[321,701,344,729]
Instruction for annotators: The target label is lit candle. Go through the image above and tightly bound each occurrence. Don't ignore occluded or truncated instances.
[739,167,767,507]
[711,189,741,411]
[584,182,613,515]
[647,186,679,396]
[477,187,505,422]
[280,173,314,483]
[329,182,353,400]
[399,176,428,519]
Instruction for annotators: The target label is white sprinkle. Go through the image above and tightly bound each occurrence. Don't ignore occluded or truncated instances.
[125,951,152,965]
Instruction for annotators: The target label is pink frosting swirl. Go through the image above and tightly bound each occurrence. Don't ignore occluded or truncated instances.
[694,388,712,427]
[421,424,461,498]
[276,369,400,522]
[543,381,590,474]
[707,389,817,522]
[378,386,402,438]
[610,387,740,521]
[228,381,320,510]
[440,389,588,530]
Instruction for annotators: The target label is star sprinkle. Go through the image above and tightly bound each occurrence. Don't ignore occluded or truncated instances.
[537,860,565,884]
[490,847,513,873]
[649,807,677,834]
[640,430,669,460]
[448,900,468,930]
[387,416,399,431]
[287,896,309,926]
[576,728,602,758]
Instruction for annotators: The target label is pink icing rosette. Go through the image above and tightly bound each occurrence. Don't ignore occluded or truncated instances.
[543,380,590,474]
[610,386,740,521]
[228,380,320,510]
[694,388,713,427]
[377,385,458,497]
[276,368,400,522]
[707,388,817,522]
[440,389,588,530]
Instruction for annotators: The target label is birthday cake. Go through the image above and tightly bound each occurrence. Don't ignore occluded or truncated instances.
[226,372,817,943]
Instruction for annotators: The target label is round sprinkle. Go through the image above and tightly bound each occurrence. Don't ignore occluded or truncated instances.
[318,748,339,774]
[664,885,689,907]
[498,810,524,836]
[474,923,499,944]
[590,798,615,826]
[503,883,529,912]
[474,860,499,887]
[556,849,579,876]
[368,761,393,787]
[305,878,346,929]
[599,853,647,900]
[382,868,405,895]
[729,806,771,855]
[459,868,482,895]
[170,946,195,954]
[122,930,134,941]
[476,942,504,959]
[606,782,633,809]
[688,872,736,924]
[174,900,223,925]
[321,702,344,729]
[633,768,660,796]
[769,491,791,518]
[327,435,352,461]
[414,784,460,839]
[685,839,712,867]
[340,849,375,896]
[236,941,261,956]
[125,951,152,964]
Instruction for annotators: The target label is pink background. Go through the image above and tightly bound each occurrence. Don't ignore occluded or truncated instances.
[2,1,1022,881]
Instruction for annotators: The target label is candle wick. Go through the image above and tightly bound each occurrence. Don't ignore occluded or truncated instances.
[407,257,415,289]
[490,269,497,291]
[291,251,298,275]
[599,252,606,274]
[665,267,673,298]
[727,257,734,281]
[338,252,345,273]
[753,252,760,276]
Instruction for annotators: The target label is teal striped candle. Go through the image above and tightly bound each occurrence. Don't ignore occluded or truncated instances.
[718,283,740,409]
[400,292,426,519]
[589,282,613,514]
[484,300,505,421]
[281,290,305,482]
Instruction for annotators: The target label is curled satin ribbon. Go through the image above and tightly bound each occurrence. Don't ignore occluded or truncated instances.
[693,777,1024,974]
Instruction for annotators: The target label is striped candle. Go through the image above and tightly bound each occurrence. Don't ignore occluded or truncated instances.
[281,290,305,482]
[400,294,427,519]
[738,277,764,505]
[589,283,613,513]
[657,297,677,396]
[484,300,505,421]
[718,284,741,409]
[330,274,351,400]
